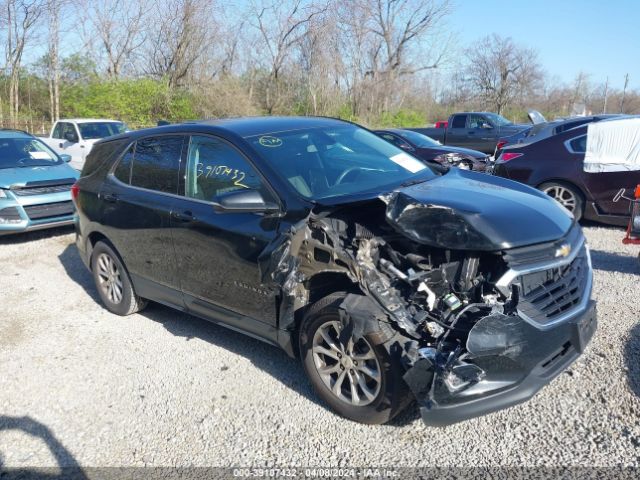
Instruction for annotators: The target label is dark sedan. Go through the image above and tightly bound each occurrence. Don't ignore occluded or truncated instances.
[493,124,640,226]
[494,114,623,159]
[374,128,490,172]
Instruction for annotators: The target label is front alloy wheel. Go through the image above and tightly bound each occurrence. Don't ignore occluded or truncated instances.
[300,292,411,424]
[311,320,382,406]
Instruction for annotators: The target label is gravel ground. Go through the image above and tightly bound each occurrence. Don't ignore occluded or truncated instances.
[0,224,638,469]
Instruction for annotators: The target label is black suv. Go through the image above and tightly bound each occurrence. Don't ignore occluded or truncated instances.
[73,117,596,426]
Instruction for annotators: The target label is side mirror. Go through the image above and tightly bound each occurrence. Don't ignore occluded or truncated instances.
[213,189,279,214]
[59,153,72,163]
[64,132,78,143]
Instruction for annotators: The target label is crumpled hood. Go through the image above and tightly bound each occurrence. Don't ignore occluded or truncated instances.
[384,168,573,251]
[0,164,78,189]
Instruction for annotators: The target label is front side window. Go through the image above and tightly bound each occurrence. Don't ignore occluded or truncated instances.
[467,114,488,129]
[185,135,265,202]
[130,136,183,193]
[61,123,79,142]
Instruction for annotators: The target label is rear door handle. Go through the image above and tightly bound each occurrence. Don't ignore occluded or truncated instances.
[468,131,475,135]
[101,193,118,203]
[172,210,195,222]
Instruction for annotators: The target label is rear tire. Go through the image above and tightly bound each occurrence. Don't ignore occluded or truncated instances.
[539,181,584,220]
[91,241,147,316]
[299,292,411,424]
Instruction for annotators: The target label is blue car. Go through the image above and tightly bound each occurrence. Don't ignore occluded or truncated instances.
[0,130,79,235]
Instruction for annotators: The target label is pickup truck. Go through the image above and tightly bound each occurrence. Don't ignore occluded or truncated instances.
[409,111,544,154]
[39,119,127,170]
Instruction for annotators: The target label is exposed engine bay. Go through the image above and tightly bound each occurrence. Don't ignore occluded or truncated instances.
[257,179,596,425]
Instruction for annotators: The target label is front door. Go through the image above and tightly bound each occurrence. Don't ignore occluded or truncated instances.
[169,134,282,332]
[52,122,85,170]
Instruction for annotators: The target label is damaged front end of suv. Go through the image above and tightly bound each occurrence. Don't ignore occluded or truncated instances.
[262,170,597,426]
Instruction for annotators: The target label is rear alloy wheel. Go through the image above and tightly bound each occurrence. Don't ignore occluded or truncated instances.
[299,292,411,424]
[539,182,584,220]
[91,241,147,316]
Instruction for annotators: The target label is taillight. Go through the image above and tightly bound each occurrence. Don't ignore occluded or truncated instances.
[635,184,640,199]
[496,140,507,150]
[71,183,79,203]
[499,152,524,162]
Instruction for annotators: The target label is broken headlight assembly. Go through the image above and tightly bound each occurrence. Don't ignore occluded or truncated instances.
[433,153,474,169]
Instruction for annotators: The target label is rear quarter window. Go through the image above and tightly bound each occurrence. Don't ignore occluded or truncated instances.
[82,139,130,177]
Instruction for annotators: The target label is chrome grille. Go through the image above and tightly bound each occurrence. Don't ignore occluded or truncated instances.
[12,184,72,196]
[516,245,589,325]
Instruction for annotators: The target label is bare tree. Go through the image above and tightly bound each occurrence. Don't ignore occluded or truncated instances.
[144,0,215,88]
[4,0,44,125]
[464,34,542,114]
[250,0,327,113]
[337,0,451,119]
[82,0,148,78]
[46,0,62,121]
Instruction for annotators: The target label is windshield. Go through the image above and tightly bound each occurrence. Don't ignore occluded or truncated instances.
[397,130,441,148]
[485,113,512,127]
[78,122,126,140]
[0,137,62,169]
[248,125,434,201]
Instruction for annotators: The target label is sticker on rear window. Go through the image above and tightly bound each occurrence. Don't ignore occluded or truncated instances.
[259,136,283,148]
[389,153,426,173]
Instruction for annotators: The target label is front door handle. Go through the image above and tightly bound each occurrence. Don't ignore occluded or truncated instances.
[172,210,195,222]
[468,131,476,135]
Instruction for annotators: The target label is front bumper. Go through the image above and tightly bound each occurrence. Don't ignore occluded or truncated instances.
[406,301,597,427]
[0,192,75,236]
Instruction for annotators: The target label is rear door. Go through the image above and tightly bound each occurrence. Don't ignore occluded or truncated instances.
[446,114,468,147]
[98,134,185,306]
[571,134,640,216]
[169,134,282,333]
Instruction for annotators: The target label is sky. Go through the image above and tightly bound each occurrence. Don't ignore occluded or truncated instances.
[447,0,639,89]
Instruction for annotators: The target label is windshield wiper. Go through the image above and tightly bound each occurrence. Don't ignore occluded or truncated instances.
[400,177,431,187]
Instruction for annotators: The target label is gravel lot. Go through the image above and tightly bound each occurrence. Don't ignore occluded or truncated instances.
[0,224,638,469]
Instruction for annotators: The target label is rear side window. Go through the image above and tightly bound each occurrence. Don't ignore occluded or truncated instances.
[185,135,265,201]
[130,136,184,194]
[451,115,466,128]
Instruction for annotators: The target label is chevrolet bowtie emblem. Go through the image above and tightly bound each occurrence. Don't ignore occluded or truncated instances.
[555,243,572,258]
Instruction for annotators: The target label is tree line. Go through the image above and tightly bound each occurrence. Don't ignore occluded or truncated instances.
[1,0,638,132]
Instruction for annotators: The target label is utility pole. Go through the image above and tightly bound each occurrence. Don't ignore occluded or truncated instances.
[620,73,629,113]
[602,77,608,114]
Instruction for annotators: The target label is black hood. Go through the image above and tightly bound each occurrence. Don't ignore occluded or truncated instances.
[417,145,486,160]
[384,169,574,251]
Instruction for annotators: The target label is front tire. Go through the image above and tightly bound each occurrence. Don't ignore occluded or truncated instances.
[91,241,147,316]
[539,182,584,220]
[299,293,410,424]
